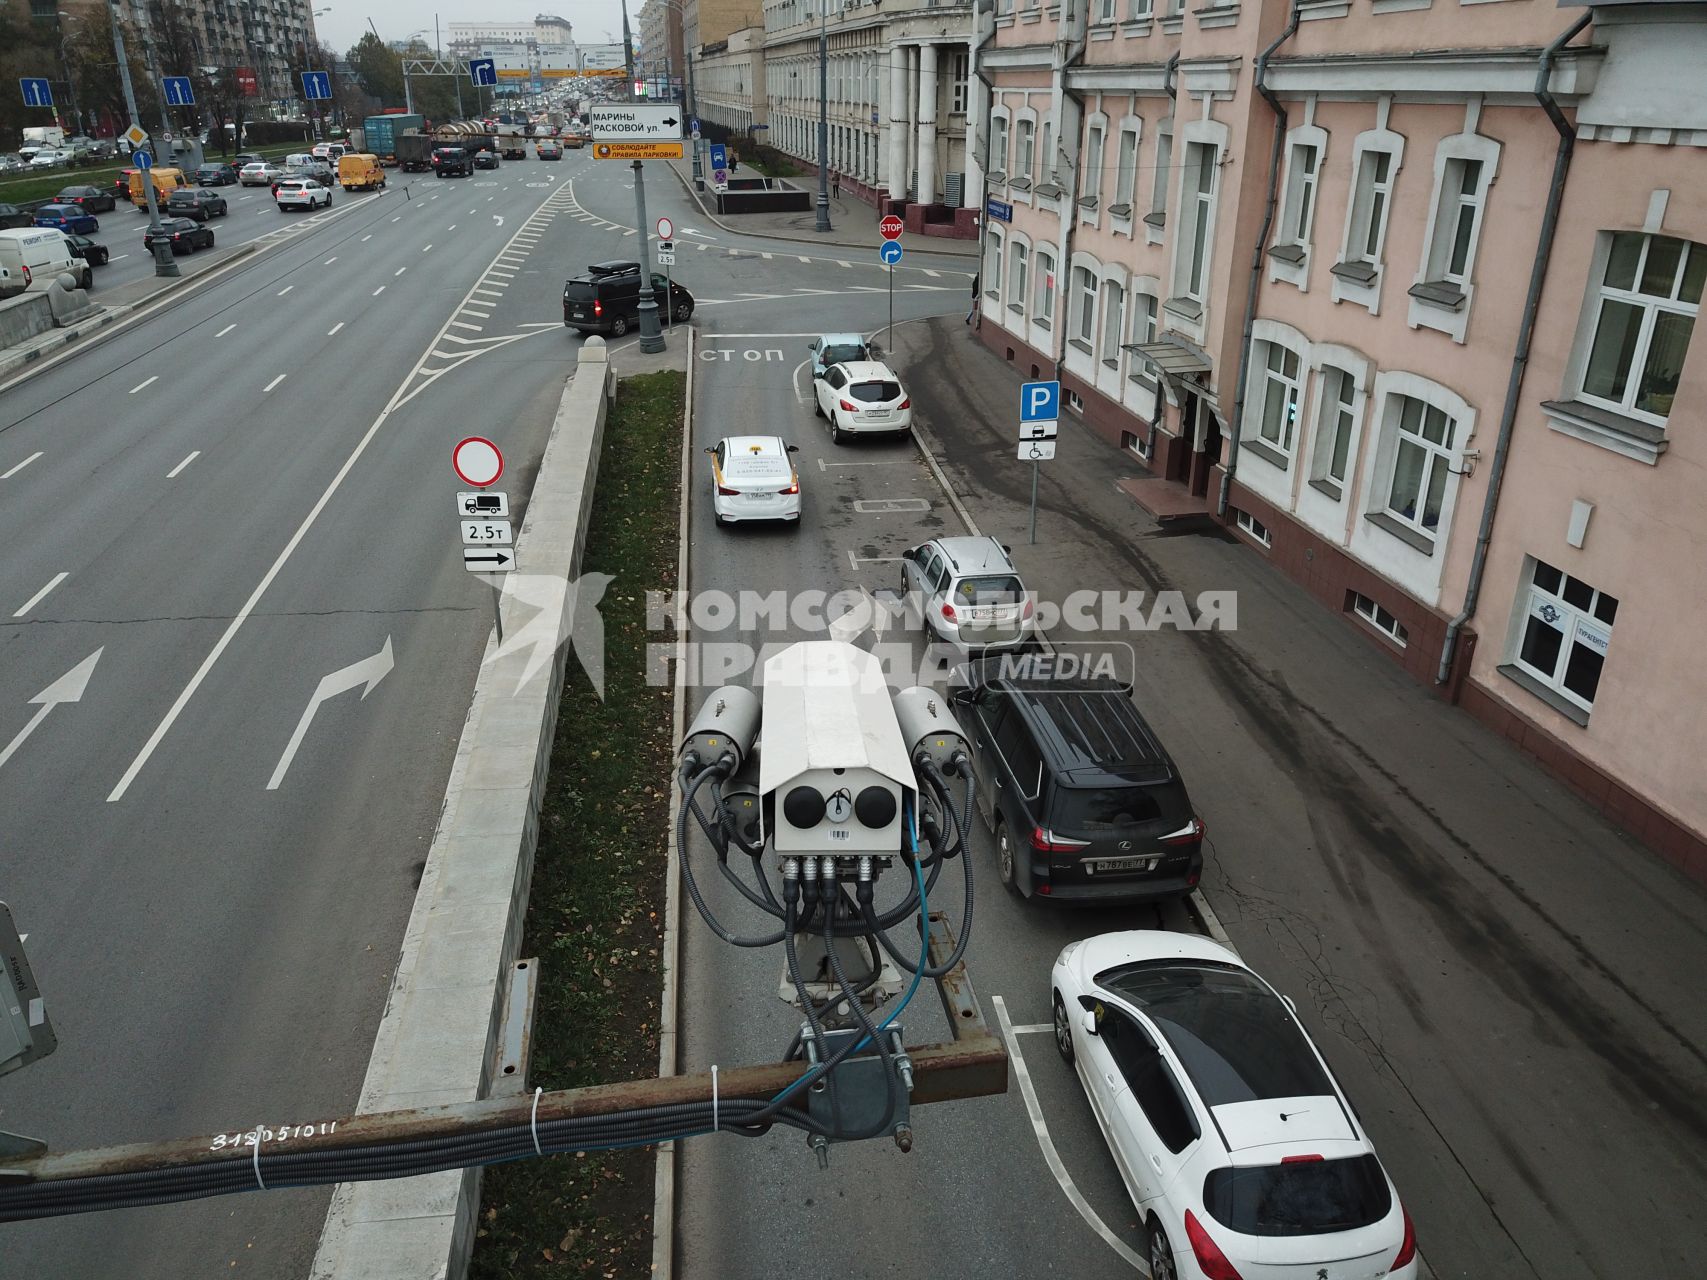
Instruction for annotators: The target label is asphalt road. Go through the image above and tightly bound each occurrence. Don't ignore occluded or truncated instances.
[0,156,613,1278]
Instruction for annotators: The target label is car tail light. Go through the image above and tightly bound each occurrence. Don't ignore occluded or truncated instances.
[716,485,740,496]
[1282,1154,1324,1163]
[1031,827,1090,853]
[20,265,31,285]
[593,300,603,317]
[1392,1205,1417,1269]
[1161,817,1205,846]
[839,399,857,412]
[940,602,957,624]
[1184,1211,1244,1280]
[1022,597,1034,620]
[171,233,180,241]
[779,482,799,495]
[898,397,911,409]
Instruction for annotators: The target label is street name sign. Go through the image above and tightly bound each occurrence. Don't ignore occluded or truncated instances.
[590,103,683,141]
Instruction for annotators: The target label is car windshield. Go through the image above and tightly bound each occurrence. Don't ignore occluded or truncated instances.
[849,380,902,404]
[1202,1155,1391,1237]
[1096,961,1334,1105]
[822,343,866,364]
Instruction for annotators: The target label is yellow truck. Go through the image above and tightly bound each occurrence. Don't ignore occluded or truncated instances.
[337,152,386,191]
[128,166,188,209]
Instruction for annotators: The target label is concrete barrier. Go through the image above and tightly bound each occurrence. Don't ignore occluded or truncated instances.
[310,341,615,1280]
[0,291,53,348]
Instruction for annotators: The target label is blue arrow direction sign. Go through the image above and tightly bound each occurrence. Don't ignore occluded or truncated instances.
[880,240,903,266]
[162,75,195,107]
[301,70,331,101]
[19,78,53,108]
[135,150,153,170]
[1020,380,1061,424]
[469,58,497,87]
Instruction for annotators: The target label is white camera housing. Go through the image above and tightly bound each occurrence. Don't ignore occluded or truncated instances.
[681,685,760,772]
[758,642,913,865]
[891,686,970,772]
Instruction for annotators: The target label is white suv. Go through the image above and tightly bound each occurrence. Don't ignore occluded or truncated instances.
[274,179,332,210]
[899,536,1034,654]
[812,359,911,444]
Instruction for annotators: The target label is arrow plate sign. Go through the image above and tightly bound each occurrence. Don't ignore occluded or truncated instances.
[464,547,517,572]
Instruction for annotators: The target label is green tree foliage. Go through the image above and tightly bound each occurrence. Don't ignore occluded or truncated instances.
[0,8,63,149]
[346,33,404,107]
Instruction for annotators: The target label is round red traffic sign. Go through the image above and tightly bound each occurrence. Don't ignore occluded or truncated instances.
[453,436,504,488]
[656,215,674,241]
[878,214,904,241]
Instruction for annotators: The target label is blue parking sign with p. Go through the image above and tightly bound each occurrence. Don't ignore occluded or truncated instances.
[1021,380,1061,423]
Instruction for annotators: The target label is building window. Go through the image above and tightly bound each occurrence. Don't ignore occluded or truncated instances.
[1513,560,1617,713]
[1384,395,1458,537]
[1067,389,1085,413]
[1235,510,1271,547]
[1131,0,1153,16]
[1042,120,1054,181]
[1081,124,1104,202]
[984,234,1002,298]
[1015,118,1035,180]
[1280,142,1319,248]
[1072,265,1096,345]
[1100,282,1125,368]
[1425,156,1486,286]
[1181,142,1217,301]
[1128,293,1158,379]
[1034,246,1056,325]
[1008,242,1029,315]
[1115,127,1138,213]
[1255,342,1303,455]
[1351,593,1408,646]
[1579,232,1702,424]
[1097,0,1116,21]
[1311,366,1357,493]
[1150,125,1172,221]
[991,115,1009,174]
[1347,149,1396,265]
[951,52,969,114]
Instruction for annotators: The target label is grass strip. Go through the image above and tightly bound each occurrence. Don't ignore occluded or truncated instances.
[470,368,685,1278]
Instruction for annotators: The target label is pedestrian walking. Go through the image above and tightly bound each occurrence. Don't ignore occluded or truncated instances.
[966,273,980,325]
[831,173,840,199]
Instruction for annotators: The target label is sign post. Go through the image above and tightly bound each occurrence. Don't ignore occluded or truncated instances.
[1019,381,1061,544]
[453,437,511,639]
[879,214,903,353]
[657,216,675,327]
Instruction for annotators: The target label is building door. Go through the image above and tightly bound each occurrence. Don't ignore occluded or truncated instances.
[1166,392,1195,485]
[1190,403,1221,497]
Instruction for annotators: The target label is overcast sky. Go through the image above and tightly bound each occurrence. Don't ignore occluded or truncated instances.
[315,4,636,56]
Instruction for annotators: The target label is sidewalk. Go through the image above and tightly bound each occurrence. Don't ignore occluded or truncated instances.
[886,314,1707,1280]
[662,157,978,255]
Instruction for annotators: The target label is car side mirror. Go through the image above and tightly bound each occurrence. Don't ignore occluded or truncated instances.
[702,447,714,455]
[1081,1009,1098,1036]
[1001,544,1012,556]
[786,444,799,453]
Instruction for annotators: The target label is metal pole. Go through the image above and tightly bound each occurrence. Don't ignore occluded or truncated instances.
[887,263,893,353]
[1029,462,1038,544]
[623,0,665,353]
[815,1,831,232]
[687,40,702,189]
[57,14,83,138]
[108,2,178,278]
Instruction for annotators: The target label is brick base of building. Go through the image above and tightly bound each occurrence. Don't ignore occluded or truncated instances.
[971,308,1707,884]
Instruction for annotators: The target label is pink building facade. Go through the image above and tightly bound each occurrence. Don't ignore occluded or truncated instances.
[975,0,1707,878]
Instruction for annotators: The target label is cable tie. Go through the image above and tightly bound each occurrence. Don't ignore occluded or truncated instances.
[530,1086,544,1157]
[712,1064,720,1132]
[251,1127,266,1191]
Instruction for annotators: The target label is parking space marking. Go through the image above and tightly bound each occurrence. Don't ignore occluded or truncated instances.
[129,375,157,394]
[108,254,127,261]
[853,498,931,513]
[847,551,903,569]
[13,573,69,619]
[1009,1022,1053,1036]
[1,452,43,479]
[167,451,200,478]
[993,996,1148,1273]
[451,321,482,331]
[215,324,236,337]
[817,457,911,470]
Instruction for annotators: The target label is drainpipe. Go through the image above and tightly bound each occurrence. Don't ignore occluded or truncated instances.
[1164,50,1178,103]
[1435,12,1592,686]
[1049,1,1090,380]
[970,0,999,328]
[1216,0,1302,519]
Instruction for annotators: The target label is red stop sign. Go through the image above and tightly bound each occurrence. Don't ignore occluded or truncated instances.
[878,214,904,241]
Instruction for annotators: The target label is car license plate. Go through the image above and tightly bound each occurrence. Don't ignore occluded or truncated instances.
[1086,856,1156,875]
[969,607,994,622]
[865,410,889,420]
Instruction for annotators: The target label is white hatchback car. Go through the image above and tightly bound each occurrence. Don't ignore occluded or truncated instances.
[899,536,1033,653]
[707,436,802,526]
[812,360,911,444]
[1052,932,1418,1280]
[275,179,332,210]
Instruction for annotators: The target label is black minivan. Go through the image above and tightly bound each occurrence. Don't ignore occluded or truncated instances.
[562,260,695,337]
[950,663,1204,905]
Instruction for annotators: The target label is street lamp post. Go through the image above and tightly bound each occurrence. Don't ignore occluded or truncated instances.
[816,0,831,232]
[55,11,84,138]
[621,0,665,354]
[106,1,178,278]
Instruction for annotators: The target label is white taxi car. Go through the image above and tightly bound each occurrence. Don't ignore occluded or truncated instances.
[1051,931,1419,1280]
[707,436,801,527]
[812,360,911,444]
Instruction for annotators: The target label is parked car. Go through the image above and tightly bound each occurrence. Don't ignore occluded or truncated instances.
[902,536,1034,657]
[274,178,332,210]
[64,232,109,267]
[949,656,1204,902]
[0,203,32,230]
[561,260,694,336]
[143,216,214,254]
[165,188,229,221]
[473,149,501,170]
[0,154,26,173]
[807,332,871,380]
[239,161,282,186]
[29,148,74,169]
[56,184,117,212]
[196,163,238,186]
[812,360,912,443]
[32,203,100,235]
[1051,932,1418,1280]
[707,436,802,527]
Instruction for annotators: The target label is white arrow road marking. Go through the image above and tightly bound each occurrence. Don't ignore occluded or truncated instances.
[0,650,102,774]
[679,228,714,239]
[493,215,504,226]
[267,637,394,790]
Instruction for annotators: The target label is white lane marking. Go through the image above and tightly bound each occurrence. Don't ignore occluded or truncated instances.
[263,374,286,392]
[13,572,69,618]
[797,256,811,263]
[847,551,904,569]
[394,266,407,276]
[167,451,200,478]
[108,254,128,261]
[373,285,386,296]
[361,233,372,241]
[836,260,852,269]
[215,323,236,337]
[993,996,1148,1272]
[762,251,773,260]
[2,452,43,479]
[469,208,477,214]
[791,360,810,406]
[277,284,293,296]
[925,269,941,278]
[422,244,432,252]
[447,224,456,230]
[266,637,394,790]
[391,215,401,222]
[451,321,483,331]
[324,256,337,264]
[327,321,345,337]
[128,375,158,394]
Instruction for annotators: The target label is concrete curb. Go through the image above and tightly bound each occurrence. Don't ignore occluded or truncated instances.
[664,161,978,256]
[650,326,696,1280]
[309,348,615,1280]
[0,304,132,380]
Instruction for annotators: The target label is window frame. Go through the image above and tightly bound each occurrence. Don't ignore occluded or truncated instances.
[1575,231,1702,427]
[1380,394,1459,541]
[1008,240,1030,317]
[990,111,1010,177]
[1081,121,1105,206]
[1177,140,1219,304]
[1509,559,1618,715]
[1149,123,1172,222]
[1348,147,1397,266]
[1114,123,1140,217]
[1033,244,1057,326]
[1015,116,1036,183]
[1309,363,1361,497]
[1280,136,1322,250]
[1100,279,1126,369]
[1072,263,1098,347]
[1254,340,1306,459]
